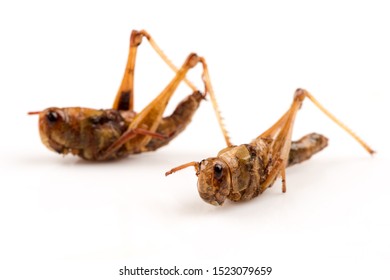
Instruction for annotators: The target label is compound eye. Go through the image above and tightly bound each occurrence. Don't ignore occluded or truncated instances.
[46,111,59,123]
[213,163,223,180]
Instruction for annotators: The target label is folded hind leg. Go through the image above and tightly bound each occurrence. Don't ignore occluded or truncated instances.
[112,30,197,111]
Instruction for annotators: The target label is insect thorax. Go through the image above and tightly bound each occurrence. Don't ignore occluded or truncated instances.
[217,141,270,202]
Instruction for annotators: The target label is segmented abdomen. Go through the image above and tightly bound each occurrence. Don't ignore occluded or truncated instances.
[222,133,328,202]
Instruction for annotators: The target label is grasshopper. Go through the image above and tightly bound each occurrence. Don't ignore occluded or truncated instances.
[29,30,230,160]
[166,89,374,206]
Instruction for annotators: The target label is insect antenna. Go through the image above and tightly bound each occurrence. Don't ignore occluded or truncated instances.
[165,161,200,176]
[27,111,41,115]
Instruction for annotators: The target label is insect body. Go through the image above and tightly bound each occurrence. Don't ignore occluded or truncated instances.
[29,30,230,160]
[166,89,374,206]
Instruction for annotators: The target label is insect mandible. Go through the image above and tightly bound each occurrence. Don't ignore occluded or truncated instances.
[166,88,374,206]
[29,30,231,160]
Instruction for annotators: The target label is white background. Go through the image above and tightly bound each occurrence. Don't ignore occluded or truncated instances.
[0,1,389,279]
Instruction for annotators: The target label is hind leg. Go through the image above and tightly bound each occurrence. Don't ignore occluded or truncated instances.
[112,30,198,111]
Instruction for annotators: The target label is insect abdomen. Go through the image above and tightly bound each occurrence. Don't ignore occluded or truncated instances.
[145,91,203,151]
[288,133,328,167]
[222,133,329,202]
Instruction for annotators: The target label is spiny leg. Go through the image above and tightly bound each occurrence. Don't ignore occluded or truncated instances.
[256,88,374,193]
[112,30,197,111]
[286,89,374,154]
[256,89,374,155]
[199,57,232,147]
[146,32,231,147]
[111,30,230,147]
[302,90,375,154]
